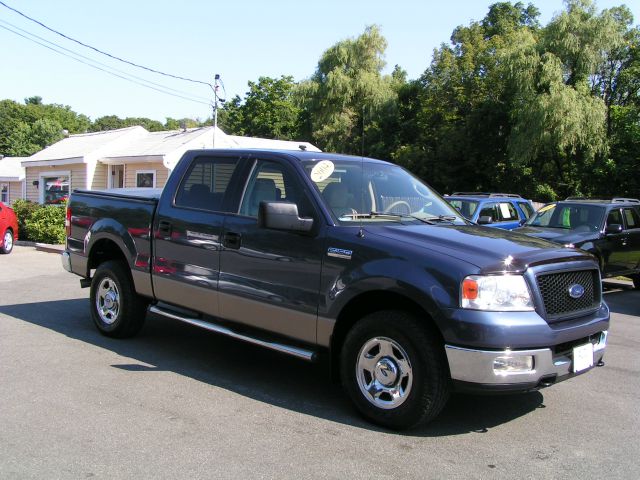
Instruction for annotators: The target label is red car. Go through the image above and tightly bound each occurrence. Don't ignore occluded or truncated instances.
[0,201,19,254]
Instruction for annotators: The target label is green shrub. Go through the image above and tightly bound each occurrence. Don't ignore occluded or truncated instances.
[534,184,558,203]
[24,203,66,244]
[11,199,42,242]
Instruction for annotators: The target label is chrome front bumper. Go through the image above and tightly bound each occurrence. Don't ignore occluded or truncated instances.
[445,331,607,391]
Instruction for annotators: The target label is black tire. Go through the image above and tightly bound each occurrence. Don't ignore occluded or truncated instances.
[340,310,450,430]
[90,260,148,338]
[1,229,13,254]
[632,274,640,290]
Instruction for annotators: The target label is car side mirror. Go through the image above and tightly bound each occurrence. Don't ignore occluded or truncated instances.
[478,215,493,225]
[258,201,314,233]
[605,223,623,235]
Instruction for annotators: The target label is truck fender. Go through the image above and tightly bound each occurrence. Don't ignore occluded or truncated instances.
[85,218,137,269]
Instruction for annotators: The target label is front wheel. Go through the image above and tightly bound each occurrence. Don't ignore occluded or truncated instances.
[1,229,13,254]
[340,310,450,430]
[632,274,640,290]
[90,260,148,338]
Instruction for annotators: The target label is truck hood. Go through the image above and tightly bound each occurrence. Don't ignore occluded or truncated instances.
[514,226,597,246]
[369,224,595,274]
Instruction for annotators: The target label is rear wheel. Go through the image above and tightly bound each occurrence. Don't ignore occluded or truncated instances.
[340,310,450,430]
[90,260,148,338]
[1,229,13,254]
[632,274,640,290]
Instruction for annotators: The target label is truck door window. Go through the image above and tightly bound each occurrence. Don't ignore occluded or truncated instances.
[517,201,534,219]
[175,157,239,212]
[607,209,623,228]
[623,208,640,229]
[240,160,313,218]
[478,203,500,222]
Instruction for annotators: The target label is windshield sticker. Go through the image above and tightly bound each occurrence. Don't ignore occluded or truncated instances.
[538,204,554,214]
[310,160,335,183]
[499,203,511,219]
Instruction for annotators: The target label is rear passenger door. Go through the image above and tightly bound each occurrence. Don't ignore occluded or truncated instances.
[152,153,246,316]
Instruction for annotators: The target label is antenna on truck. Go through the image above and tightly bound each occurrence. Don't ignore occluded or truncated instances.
[358,105,366,238]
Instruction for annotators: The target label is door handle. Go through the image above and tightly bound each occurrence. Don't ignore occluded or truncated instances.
[158,220,172,238]
[223,232,241,249]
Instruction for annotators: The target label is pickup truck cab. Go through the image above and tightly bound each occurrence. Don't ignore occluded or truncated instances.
[63,149,609,429]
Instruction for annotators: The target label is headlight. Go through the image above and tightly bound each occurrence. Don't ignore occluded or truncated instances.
[461,275,534,311]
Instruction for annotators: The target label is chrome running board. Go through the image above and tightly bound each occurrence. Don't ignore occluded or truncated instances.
[149,305,317,362]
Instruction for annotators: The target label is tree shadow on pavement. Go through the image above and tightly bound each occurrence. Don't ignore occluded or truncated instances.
[0,298,543,437]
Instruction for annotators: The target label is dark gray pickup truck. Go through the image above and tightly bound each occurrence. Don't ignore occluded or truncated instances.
[63,149,609,429]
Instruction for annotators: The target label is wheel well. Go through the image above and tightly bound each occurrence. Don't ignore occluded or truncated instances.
[88,239,128,272]
[329,290,443,380]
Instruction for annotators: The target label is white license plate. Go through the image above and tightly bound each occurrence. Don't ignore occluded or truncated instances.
[573,343,594,373]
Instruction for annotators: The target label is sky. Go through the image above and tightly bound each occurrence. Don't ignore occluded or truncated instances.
[1,0,638,124]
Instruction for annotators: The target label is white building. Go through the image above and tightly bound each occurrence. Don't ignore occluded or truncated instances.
[20,126,320,204]
[0,156,26,206]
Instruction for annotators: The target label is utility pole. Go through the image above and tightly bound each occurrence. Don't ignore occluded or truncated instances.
[212,74,224,148]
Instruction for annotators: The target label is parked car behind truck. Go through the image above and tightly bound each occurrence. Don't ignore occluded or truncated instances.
[63,149,609,429]
[0,201,18,254]
[446,192,535,229]
[516,198,640,288]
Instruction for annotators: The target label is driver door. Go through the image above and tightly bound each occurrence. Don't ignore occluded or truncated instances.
[218,158,324,344]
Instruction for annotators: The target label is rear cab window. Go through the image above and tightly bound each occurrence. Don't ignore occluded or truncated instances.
[174,157,240,212]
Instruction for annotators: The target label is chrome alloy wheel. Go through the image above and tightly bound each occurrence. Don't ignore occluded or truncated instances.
[356,336,413,410]
[4,231,13,251]
[96,277,120,325]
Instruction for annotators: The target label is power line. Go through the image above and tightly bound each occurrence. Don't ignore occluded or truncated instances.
[0,23,212,107]
[0,0,214,90]
[0,18,212,104]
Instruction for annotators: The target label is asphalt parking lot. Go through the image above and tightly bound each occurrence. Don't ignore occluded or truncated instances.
[1,246,638,479]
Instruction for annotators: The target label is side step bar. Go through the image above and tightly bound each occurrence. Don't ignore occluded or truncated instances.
[148,305,317,362]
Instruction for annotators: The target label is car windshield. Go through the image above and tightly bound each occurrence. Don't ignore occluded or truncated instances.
[446,199,479,220]
[302,158,466,225]
[526,203,605,232]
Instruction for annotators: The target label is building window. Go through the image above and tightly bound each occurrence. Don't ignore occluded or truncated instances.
[136,170,156,188]
[43,176,69,204]
[1,184,8,203]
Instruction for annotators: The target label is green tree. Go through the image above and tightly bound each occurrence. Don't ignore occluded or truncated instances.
[0,98,89,156]
[219,76,301,140]
[90,115,164,132]
[394,3,541,194]
[165,117,203,130]
[299,25,397,154]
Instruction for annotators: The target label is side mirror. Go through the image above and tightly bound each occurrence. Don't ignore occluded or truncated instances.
[605,223,623,235]
[478,215,493,225]
[258,201,314,233]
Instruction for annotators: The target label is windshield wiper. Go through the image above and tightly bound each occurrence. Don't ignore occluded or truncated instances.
[368,211,438,224]
[341,212,458,225]
[422,215,458,224]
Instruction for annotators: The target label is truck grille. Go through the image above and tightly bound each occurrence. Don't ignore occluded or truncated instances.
[536,269,600,320]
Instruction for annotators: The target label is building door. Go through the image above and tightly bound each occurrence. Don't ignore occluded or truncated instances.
[109,165,125,189]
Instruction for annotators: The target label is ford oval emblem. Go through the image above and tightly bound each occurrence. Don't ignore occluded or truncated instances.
[568,283,585,299]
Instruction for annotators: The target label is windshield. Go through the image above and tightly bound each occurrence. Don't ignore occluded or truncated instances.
[526,203,605,232]
[302,158,466,225]
[446,199,479,220]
